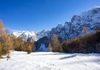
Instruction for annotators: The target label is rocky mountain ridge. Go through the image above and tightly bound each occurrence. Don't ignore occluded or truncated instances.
[12,7,100,51]
[35,7,100,51]
[12,30,50,42]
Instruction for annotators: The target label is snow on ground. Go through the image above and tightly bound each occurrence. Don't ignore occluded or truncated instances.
[0,51,100,70]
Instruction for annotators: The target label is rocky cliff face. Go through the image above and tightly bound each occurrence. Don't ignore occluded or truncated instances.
[35,7,100,51]
[49,7,100,42]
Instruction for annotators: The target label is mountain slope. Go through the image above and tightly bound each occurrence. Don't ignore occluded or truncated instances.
[12,30,50,42]
[50,7,100,41]
[12,7,100,51]
[35,7,100,51]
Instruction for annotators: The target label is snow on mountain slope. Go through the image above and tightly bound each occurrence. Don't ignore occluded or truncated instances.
[36,29,50,39]
[37,43,48,52]
[12,32,22,37]
[35,7,100,51]
[12,31,38,42]
[12,7,100,51]
[12,31,36,38]
[0,51,100,70]
[12,30,50,42]
[49,7,100,41]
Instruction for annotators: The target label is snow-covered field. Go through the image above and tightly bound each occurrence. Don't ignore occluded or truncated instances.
[0,51,100,70]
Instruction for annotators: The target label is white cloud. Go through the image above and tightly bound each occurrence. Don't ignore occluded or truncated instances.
[11,30,22,32]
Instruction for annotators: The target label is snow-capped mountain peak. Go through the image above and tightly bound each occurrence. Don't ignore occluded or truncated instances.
[12,30,50,42]
[12,7,100,50]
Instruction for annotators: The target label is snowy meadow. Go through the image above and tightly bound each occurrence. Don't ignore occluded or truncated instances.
[0,51,100,70]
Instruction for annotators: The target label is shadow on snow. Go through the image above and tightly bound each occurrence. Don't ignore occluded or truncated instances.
[59,55,76,60]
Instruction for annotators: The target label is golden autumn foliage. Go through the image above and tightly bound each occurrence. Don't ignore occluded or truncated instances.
[0,42,2,56]
[0,20,36,57]
[23,41,36,52]
[0,20,12,57]
[48,43,52,52]
[83,26,88,35]
[12,36,23,51]
[27,45,32,54]
[19,44,23,51]
[49,34,63,52]
[62,30,100,53]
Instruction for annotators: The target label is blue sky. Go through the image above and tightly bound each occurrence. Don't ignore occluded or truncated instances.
[0,0,100,32]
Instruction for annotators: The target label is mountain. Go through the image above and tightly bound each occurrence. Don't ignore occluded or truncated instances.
[12,30,50,42]
[12,7,100,51]
[36,29,50,39]
[35,7,100,51]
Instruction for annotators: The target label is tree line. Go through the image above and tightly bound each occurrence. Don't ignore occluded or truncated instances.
[48,26,100,53]
[0,20,36,58]
[61,30,100,53]
[0,20,100,59]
